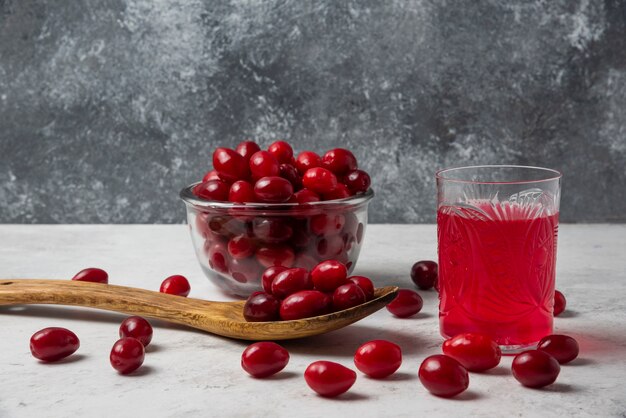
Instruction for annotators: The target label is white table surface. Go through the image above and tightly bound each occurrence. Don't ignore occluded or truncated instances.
[0,224,625,418]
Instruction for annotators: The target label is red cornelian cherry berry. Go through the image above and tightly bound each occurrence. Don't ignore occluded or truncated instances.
[249,150,280,180]
[512,350,560,388]
[302,167,338,195]
[229,180,256,203]
[322,183,351,200]
[267,140,294,164]
[213,147,249,182]
[322,148,358,176]
[410,260,438,290]
[236,140,261,161]
[271,268,312,299]
[537,335,579,364]
[442,333,501,372]
[243,292,281,322]
[295,151,322,175]
[279,163,302,190]
[241,342,290,378]
[348,276,375,300]
[119,316,153,347]
[354,340,402,378]
[386,289,423,318]
[193,180,230,201]
[279,290,331,320]
[344,169,371,194]
[230,257,262,283]
[311,260,348,292]
[254,176,294,203]
[554,290,566,316]
[315,235,345,259]
[261,266,288,294]
[160,275,191,297]
[207,241,229,273]
[256,245,295,268]
[228,234,255,259]
[332,283,366,311]
[310,213,345,236]
[202,169,220,182]
[253,217,293,244]
[110,337,145,375]
[30,327,80,362]
[289,188,320,204]
[419,354,469,398]
[72,267,109,284]
[304,361,357,398]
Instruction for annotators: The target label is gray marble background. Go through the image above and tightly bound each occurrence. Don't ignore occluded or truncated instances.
[1,0,625,223]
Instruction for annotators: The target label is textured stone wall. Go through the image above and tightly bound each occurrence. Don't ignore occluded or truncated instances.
[1,0,625,223]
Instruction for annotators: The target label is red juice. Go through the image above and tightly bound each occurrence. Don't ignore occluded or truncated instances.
[437,202,558,348]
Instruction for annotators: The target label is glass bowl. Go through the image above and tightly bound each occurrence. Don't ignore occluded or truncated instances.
[180,183,374,297]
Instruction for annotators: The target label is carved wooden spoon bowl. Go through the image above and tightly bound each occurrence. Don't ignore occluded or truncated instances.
[0,279,398,340]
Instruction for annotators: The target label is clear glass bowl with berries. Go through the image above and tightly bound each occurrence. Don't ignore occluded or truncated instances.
[180,140,374,297]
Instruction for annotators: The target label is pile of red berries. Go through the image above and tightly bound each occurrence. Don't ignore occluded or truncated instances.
[243,260,375,321]
[190,140,372,295]
[194,141,371,203]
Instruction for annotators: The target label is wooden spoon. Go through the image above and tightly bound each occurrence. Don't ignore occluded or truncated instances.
[0,279,398,340]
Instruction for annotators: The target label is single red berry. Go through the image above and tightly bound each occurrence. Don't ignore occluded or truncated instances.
[261,266,288,294]
[72,267,109,284]
[322,183,351,200]
[236,140,261,161]
[344,169,371,194]
[279,163,302,190]
[554,290,566,316]
[249,150,280,180]
[271,268,312,299]
[386,289,423,318]
[311,260,348,292]
[160,275,191,297]
[110,337,145,375]
[241,342,290,377]
[410,260,438,290]
[295,151,322,175]
[193,180,230,201]
[279,290,332,320]
[119,316,153,347]
[229,180,256,203]
[332,283,366,311]
[228,235,255,259]
[442,333,501,372]
[309,213,345,236]
[256,245,295,268]
[207,241,229,273]
[302,167,338,195]
[348,276,375,300]
[537,335,579,364]
[512,350,560,388]
[30,327,80,362]
[419,354,469,397]
[289,188,320,204]
[354,340,402,378]
[315,234,345,259]
[213,147,249,182]
[322,148,357,176]
[253,217,293,243]
[243,292,281,322]
[254,176,294,203]
[267,140,293,164]
[304,361,357,397]
[202,169,220,182]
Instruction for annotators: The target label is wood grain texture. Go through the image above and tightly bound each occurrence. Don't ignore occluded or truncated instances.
[0,279,398,340]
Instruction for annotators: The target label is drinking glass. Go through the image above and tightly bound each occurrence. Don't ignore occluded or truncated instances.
[436,165,562,352]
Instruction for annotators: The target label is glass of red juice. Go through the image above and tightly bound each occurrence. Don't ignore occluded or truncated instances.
[436,165,562,352]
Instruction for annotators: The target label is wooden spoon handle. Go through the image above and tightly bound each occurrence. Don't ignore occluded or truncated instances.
[0,279,230,328]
